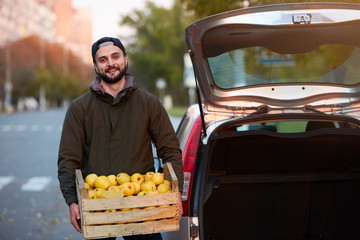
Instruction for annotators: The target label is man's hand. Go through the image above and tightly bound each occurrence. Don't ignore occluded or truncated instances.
[69,203,82,233]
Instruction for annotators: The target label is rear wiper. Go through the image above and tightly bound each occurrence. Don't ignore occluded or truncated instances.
[303,105,325,114]
[248,105,270,116]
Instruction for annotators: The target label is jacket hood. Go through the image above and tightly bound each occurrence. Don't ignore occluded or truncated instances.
[89,74,137,105]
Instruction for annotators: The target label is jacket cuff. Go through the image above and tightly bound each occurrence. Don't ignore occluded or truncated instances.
[66,196,78,206]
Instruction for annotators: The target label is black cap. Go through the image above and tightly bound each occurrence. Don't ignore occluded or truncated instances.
[91,37,126,63]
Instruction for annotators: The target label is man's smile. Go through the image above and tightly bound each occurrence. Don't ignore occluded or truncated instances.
[106,67,119,75]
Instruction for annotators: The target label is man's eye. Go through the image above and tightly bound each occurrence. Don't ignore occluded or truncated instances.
[99,59,106,63]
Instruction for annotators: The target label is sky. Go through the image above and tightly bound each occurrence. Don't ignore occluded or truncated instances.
[72,0,174,42]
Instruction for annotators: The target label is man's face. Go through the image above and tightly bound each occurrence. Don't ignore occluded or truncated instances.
[94,44,128,83]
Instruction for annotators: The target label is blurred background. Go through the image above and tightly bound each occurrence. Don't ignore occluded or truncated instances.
[0,0,359,239]
[0,0,359,114]
[0,0,193,115]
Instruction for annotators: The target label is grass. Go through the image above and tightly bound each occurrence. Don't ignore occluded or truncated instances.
[167,106,188,117]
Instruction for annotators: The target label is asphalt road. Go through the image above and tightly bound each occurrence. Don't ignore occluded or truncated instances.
[0,108,182,240]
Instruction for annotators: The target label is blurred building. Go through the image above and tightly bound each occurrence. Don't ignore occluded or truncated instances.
[0,0,55,43]
[0,0,93,64]
[53,0,93,64]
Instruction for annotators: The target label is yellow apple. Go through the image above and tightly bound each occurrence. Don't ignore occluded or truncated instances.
[143,220,156,223]
[105,209,117,212]
[85,173,98,188]
[163,179,171,187]
[94,188,105,198]
[84,182,91,190]
[150,172,164,185]
[107,175,118,186]
[144,172,154,182]
[102,190,124,198]
[116,173,130,185]
[88,189,96,199]
[143,206,156,209]
[158,204,170,207]
[131,173,145,184]
[157,183,171,193]
[141,181,156,192]
[145,189,159,195]
[94,175,111,190]
[137,191,146,196]
[108,185,121,192]
[119,182,136,196]
[132,182,141,195]
[120,208,131,211]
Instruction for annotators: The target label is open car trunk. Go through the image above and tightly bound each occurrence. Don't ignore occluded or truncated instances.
[202,124,360,240]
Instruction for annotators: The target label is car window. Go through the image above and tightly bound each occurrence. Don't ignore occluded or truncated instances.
[176,112,190,146]
[208,44,360,89]
[233,121,340,133]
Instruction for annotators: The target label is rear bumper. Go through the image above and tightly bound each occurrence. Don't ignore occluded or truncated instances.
[162,216,197,240]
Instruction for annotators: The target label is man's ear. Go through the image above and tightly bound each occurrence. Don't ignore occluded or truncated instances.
[94,65,99,75]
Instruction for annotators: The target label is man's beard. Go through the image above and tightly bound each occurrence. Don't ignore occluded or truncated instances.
[99,62,128,84]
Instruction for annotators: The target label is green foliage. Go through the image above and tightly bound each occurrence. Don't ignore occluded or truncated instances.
[0,35,90,109]
[119,0,360,107]
[119,1,195,105]
[243,45,356,82]
[166,106,188,117]
[27,68,86,102]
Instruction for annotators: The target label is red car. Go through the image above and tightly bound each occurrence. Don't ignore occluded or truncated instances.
[163,2,360,240]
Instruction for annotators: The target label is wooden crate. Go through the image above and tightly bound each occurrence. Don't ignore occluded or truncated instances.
[75,162,181,239]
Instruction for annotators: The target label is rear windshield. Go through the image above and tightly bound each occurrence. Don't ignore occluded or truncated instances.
[208,44,360,89]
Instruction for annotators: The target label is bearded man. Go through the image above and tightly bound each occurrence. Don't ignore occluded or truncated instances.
[57,37,184,240]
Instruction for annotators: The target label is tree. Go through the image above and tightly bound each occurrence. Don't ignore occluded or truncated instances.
[0,35,91,110]
[119,1,195,105]
[179,0,360,19]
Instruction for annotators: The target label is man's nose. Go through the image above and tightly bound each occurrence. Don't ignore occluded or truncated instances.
[107,58,115,66]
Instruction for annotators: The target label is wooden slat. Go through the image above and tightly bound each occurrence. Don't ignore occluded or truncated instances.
[83,218,180,239]
[164,162,179,192]
[75,169,88,234]
[82,191,181,211]
[83,204,179,225]
[76,169,85,188]
[75,169,89,199]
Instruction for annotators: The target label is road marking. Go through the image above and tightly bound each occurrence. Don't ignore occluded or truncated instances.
[21,177,52,192]
[30,125,41,131]
[44,125,54,132]
[0,176,15,190]
[14,124,27,132]
[0,124,62,132]
[0,125,12,132]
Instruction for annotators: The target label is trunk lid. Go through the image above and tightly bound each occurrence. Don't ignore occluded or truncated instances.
[185,3,360,118]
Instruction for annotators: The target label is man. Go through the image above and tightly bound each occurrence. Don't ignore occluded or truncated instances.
[57,37,184,240]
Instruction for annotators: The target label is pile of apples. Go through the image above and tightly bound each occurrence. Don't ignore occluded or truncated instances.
[84,171,172,199]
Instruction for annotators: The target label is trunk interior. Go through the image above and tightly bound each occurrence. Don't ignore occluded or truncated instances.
[202,125,360,240]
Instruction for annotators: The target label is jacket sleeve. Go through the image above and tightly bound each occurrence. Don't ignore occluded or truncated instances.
[148,96,184,192]
[57,101,85,205]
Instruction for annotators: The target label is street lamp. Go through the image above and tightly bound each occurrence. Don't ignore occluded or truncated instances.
[156,78,167,104]
[4,47,13,113]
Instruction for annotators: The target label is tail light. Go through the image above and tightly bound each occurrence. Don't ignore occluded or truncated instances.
[181,116,202,216]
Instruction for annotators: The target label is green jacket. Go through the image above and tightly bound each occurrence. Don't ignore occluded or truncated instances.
[57,75,183,205]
